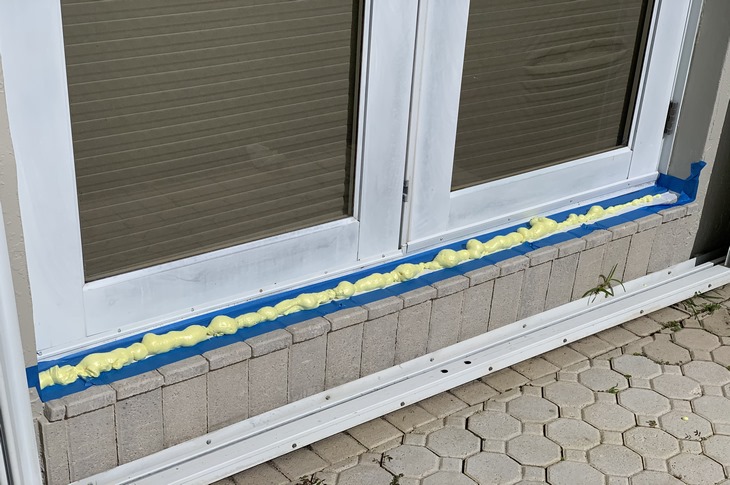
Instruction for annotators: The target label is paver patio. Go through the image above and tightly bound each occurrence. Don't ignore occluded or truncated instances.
[215,286,730,485]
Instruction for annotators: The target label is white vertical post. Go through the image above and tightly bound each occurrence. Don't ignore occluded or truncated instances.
[0,202,42,485]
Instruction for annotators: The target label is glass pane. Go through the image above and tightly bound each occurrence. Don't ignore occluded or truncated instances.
[451,0,654,191]
[61,0,362,281]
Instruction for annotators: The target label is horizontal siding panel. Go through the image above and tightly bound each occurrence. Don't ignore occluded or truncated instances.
[452,0,649,190]
[63,0,360,280]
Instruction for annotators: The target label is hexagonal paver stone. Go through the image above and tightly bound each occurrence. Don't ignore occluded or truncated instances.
[667,453,725,485]
[548,461,605,485]
[382,445,439,479]
[701,308,730,337]
[506,395,559,423]
[338,463,396,484]
[712,346,730,367]
[422,471,477,485]
[643,340,691,365]
[464,452,521,485]
[658,410,713,440]
[630,471,684,485]
[703,435,730,466]
[578,368,629,392]
[583,402,636,432]
[612,354,662,379]
[624,427,680,459]
[588,444,643,477]
[651,374,702,400]
[618,388,671,417]
[693,395,730,425]
[468,411,521,441]
[683,361,730,386]
[673,329,721,352]
[543,381,595,409]
[546,418,600,451]
[506,434,561,466]
[426,426,481,459]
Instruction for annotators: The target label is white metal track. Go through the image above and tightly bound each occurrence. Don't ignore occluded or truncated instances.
[79,260,730,485]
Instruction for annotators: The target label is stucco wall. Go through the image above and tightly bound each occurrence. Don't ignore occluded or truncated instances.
[0,56,36,366]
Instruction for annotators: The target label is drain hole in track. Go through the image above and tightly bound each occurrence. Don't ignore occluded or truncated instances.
[464,360,472,365]
[441,369,449,373]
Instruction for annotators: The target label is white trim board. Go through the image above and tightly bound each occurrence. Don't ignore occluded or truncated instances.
[75,259,730,485]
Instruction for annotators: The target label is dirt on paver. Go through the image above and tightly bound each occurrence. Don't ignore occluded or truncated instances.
[217,287,730,485]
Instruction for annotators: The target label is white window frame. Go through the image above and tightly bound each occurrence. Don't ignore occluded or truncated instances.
[404,0,696,251]
[0,0,418,358]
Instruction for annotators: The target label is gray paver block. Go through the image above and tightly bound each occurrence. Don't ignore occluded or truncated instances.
[542,346,587,368]
[624,427,680,459]
[647,220,679,274]
[588,444,643,477]
[667,453,725,485]
[383,444,439,478]
[497,255,530,276]
[395,301,431,364]
[249,348,288,416]
[618,388,670,417]
[385,405,435,433]
[158,355,209,385]
[683,361,730,386]
[702,435,730,466]
[203,342,251,370]
[572,246,606,300]
[648,306,689,324]
[570,335,614,358]
[555,238,587,257]
[643,340,691,365]
[246,329,292,357]
[464,452,522,485]
[583,229,612,249]
[39,417,69,485]
[517,262,551,319]
[711,346,730,366]
[610,220,639,240]
[612,354,662,379]
[208,361,248,431]
[288,335,326,402]
[507,434,561,466]
[543,381,595,409]
[583,402,636,432]
[324,307,368,331]
[624,227,657,281]
[630,471,684,485]
[481,368,528,392]
[546,418,600,450]
[347,418,402,449]
[548,461,605,485]
[422,471,477,485]
[363,295,404,319]
[325,323,362,389]
[337,463,395,484]
[692,395,730,424]
[111,370,164,400]
[231,463,288,485]
[285,317,330,344]
[602,236,631,281]
[418,393,467,418]
[636,214,663,232]
[163,375,207,447]
[310,433,366,465]
[527,246,558,266]
[66,406,117,481]
[651,374,702,400]
[578,368,629,392]
[459,281,493,341]
[399,285,437,307]
[598,326,638,348]
[361,313,398,377]
[426,426,481,459]
[62,384,116,417]
[488,271,524,329]
[701,308,730,336]
[545,253,579,310]
[468,411,521,441]
[622,317,663,337]
[464,265,499,287]
[428,292,464,352]
[511,356,559,380]
[659,205,687,222]
[116,388,163,464]
[272,448,328,480]
[432,275,469,298]
[506,395,559,423]
[658,410,713,440]
[451,381,498,405]
[674,328,721,352]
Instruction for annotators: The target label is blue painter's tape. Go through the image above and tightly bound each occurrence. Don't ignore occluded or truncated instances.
[33,163,707,401]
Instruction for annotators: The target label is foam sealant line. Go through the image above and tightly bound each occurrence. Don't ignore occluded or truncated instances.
[30,162,706,401]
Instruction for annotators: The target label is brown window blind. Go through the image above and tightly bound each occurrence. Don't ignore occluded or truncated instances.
[61,0,362,281]
[451,0,654,191]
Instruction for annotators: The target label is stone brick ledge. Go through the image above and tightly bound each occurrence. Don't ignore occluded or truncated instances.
[32,204,699,485]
